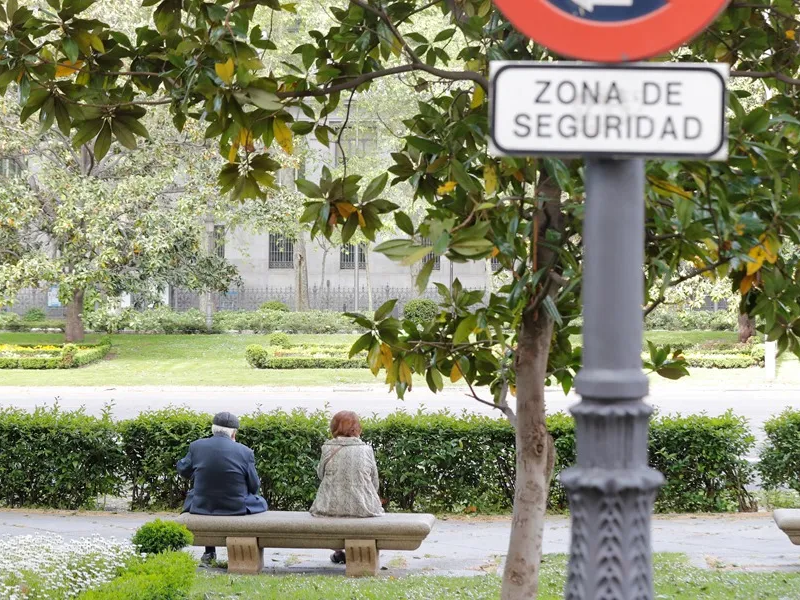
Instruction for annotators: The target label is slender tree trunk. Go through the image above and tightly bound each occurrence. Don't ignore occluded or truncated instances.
[365,245,373,312]
[320,245,329,291]
[294,234,310,311]
[485,258,494,295]
[501,312,556,600]
[199,210,216,330]
[738,313,756,343]
[65,289,85,343]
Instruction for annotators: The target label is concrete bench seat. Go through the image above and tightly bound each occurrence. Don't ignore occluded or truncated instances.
[176,511,436,577]
[774,509,800,544]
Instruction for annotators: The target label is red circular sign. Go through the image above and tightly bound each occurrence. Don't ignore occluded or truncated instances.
[492,0,730,62]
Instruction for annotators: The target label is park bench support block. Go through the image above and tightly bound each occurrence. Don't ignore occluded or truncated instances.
[345,538,379,577]
[227,536,263,574]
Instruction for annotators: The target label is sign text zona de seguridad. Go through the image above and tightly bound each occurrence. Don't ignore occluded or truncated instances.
[490,63,728,159]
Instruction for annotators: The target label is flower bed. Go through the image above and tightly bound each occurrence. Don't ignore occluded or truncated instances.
[245,343,367,369]
[0,342,111,369]
[0,535,139,599]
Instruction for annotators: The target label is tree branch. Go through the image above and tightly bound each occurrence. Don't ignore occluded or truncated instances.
[643,257,733,317]
[731,70,800,86]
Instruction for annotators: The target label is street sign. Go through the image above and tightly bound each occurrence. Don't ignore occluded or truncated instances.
[489,62,728,160]
[491,0,730,62]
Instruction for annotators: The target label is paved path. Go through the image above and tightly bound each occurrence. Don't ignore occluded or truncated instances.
[0,510,796,576]
[2,385,798,453]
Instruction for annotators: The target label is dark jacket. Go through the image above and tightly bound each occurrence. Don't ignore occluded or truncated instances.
[177,433,268,515]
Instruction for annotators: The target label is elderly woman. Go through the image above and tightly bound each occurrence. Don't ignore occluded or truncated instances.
[310,410,383,564]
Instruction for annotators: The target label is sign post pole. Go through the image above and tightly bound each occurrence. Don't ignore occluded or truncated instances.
[560,158,664,599]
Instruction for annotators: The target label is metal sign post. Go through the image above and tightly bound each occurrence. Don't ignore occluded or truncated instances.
[487,2,731,597]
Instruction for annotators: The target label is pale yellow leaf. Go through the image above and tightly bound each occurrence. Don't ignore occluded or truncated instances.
[786,29,796,40]
[437,180,457,195]
[215,58,235,85]
[55,60,83,78]
[484,163,497,196]
[273,118,293,155]
[450,363,463,383]
[471,85,485,109]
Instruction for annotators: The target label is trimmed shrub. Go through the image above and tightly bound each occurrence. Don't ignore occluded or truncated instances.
[269,331,292,348]
[645,308,736,331]
[251,356,366,369]
[132,520,193,554]
[0,341,111,369]
[23,308,46,321]
[84,307,134,333]
[759,410,800,495]
[118,408,211,509]
[682,354,758,369]
[1,317,66,332]
[117,408,754,515]
[0,406,123,509]
[403,299,438,325]
[214,309,354,334]
[650,411,755,512]
[78,551,196,600]
[129,308,206,334]
[260,300,290,312]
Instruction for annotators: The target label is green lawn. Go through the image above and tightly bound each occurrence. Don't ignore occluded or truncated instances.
[190,554,800,599]
[0,329,787,388]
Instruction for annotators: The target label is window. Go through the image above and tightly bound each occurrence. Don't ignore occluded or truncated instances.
[277,163,305,191]
[334,123,380,166]
[340,243,366,270]
[0,158,22,178]
[421,238,441,271]
[491,256,500,270]
[214,226,225,259]
[269,233,294,269]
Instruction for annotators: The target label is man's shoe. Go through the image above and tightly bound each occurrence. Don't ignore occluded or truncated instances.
[201,552,216,566]
[330,550,346,564]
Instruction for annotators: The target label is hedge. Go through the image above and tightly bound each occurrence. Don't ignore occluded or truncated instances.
[0,406,756,514]
[759,409,800,495]
[245,345,365,370]
[78,551,196,600]
[0,406,122,509]
[0,342,111,369]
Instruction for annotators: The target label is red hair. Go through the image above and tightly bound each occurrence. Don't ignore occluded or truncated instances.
[330,411,362,438]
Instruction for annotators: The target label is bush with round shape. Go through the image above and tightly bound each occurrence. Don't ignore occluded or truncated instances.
[23,308,46,322]
[269,332,292,348]
[403,299,438,325]
[260,300,290,312]
[132,519,193,554]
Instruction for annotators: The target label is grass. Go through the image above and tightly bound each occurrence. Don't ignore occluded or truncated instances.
[190,553,800,599]
[0,329,793,388]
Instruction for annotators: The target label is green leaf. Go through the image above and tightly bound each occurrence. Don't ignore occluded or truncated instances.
[407,135,444,154]
[400,245,434,266]
[374,299,398,321]
[741,107,771,134]
[416,257,435,293]
[54,99,71,135]
[349,332,374,358]
[454,314,478,344]
[154,0,180,34]
[290,121,314,135]
[394,212,415,235]
[451,160,479,193]
[246,87,283,111]
[362,173,388,202]
[72,118,103,148]
[111,120,138,150]
[295,179,323,198]
[63,38,79,63]
[93,122,112,160]
[114,116,149,139]
[542,296,562,326]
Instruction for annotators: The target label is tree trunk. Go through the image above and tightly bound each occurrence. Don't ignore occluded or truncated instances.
[365,245,373,312]
[65,289,85,343]
[738,313,756,343]
[294,235,310,311]
[320,245,329,291]
[200,211,216,330]
[485,258,494,295]
[501,312,556,600]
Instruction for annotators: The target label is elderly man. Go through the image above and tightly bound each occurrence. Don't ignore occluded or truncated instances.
[177,411,267,564]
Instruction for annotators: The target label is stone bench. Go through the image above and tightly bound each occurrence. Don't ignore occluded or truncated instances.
[774,509,800,544]
[176,511,436,577]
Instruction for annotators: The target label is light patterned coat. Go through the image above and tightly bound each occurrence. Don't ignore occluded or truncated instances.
[309,437,384,518]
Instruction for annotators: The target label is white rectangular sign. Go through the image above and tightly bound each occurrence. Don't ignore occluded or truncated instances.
[490,62,728,160]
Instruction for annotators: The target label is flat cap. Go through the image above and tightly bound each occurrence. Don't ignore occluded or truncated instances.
[213,411,239,429]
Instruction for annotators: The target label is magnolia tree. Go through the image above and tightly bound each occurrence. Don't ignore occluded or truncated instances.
[5,0,800,597]
[0,100,239,341]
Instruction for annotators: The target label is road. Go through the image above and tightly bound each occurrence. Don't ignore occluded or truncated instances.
[0,384,798,452]
[0,509,795,575]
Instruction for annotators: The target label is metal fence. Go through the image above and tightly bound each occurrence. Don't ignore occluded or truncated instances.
[4,285,729,316]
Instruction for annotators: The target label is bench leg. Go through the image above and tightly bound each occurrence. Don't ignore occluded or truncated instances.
[226,537,263,575]
[344,539,379,577]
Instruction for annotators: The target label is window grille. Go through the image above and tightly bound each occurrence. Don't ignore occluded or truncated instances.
[214,226,225,259]
[269,233,294,269]
[421,238,441,270]
[340,243,366,270]
[491,256,500,270]
[0,158,22,178]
